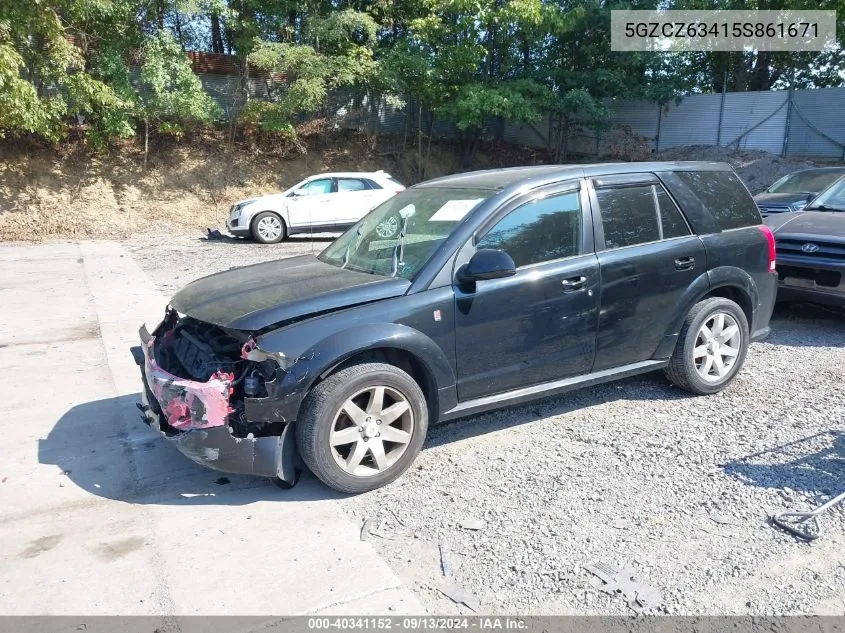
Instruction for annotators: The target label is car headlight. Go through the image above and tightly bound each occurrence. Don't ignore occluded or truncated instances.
[789,202,807,212]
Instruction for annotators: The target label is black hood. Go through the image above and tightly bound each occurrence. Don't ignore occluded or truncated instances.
[170,255,410,331]
[753,192,812,210]
[764,210,845,239]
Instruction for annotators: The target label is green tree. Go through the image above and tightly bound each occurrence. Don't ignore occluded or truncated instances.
[664,0,845,92]
[244,9,383,145]
[0,1,131,143]
[137,31,221,165]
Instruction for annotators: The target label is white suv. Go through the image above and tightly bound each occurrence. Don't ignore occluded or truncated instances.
[227,171,406,243]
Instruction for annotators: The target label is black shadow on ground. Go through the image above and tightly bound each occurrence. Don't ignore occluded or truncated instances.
[424,371,687,450]
[39,394,343,505]
[199,233,337,245]
[45,371,684,503]
[723,431,845,499]
[765,302,845,348]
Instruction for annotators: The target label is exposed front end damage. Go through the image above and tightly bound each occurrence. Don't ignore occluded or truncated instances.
[132,309,299,485]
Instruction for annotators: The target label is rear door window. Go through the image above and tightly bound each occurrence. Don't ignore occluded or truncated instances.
[338,178,368,192]
[596,183,692,249]
[477,191,581,267]
[656,188,691,239]
[675,171,760,230]
[596,185,660,249]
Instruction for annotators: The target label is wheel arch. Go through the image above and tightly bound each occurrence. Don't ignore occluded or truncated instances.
[654,266,757,358]
[319,347,441,423]
[262,323,456,426]
[703,284,753,327]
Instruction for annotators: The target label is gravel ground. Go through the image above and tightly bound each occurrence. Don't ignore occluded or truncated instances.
[128,231,845,616]
[128,229,339,296]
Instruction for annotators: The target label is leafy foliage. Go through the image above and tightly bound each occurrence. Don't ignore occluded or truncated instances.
[2,0,844,154]
[443,80,549,131]
[139,31,221,134]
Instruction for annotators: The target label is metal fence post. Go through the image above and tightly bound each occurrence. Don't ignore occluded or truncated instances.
[716,74,727,146]
[782,68,794,156]
[655,105,662,152]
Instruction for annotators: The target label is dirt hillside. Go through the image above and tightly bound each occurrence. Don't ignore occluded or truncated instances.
[655,146,820,194]
[0,134,837,242]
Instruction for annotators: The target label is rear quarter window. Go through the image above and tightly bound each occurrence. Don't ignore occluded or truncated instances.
[675,171,761,230]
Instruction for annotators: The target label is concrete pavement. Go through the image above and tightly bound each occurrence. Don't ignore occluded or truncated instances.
[0,241,423,615]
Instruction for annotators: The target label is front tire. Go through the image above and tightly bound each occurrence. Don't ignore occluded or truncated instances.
[664,297,749,395]
[251,211,286,244]
[296,362,428,494]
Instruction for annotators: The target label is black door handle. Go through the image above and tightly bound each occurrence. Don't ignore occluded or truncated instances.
[674,256,695,271]
[561,276,587,292]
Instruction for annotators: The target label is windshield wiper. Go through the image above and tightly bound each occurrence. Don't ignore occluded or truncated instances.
[805,204,845,212]
[341,226,363,269]
[390,206,416,277]
[390,226,408,277]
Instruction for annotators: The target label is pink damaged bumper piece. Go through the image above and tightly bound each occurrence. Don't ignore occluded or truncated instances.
[142,336,234,430]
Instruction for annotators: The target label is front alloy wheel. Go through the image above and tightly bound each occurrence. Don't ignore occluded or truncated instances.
[330,386,414,476]
[251,211,286,244]
[297,362,428,493]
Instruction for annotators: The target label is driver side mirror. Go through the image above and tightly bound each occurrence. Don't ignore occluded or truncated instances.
[456,249,516,283]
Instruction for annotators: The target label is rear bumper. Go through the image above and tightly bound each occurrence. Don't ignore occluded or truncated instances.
[751,271,778,341]
[132,325,298,483]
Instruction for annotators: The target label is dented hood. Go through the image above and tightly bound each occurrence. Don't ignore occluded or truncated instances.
[170,254,410,331]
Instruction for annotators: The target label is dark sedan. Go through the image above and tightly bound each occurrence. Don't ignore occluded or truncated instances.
[755,167,845,215]
[765,178,845,307]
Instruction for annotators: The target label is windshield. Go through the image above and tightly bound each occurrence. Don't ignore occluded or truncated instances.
[319,187,495,279]
[767,171,844,195]
[806,178,845,211]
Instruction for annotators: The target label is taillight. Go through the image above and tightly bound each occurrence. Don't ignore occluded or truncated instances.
[758,224,776,272]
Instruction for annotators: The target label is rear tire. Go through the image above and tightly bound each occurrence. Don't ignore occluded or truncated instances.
[664,297,749,395]
[251,211,286,244]
[296,362,428,494]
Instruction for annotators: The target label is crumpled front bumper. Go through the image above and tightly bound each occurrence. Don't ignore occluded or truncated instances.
[132,324,298,483]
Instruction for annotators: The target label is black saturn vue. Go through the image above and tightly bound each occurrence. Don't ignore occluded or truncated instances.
[134,162,777,493]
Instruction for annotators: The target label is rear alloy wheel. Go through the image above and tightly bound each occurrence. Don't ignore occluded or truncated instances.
[297,362,427,493]
[665,297,749,395]
[693,312,741,383]
[251,211,286,244]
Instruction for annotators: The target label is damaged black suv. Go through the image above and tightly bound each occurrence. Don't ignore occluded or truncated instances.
[134,163,777,493]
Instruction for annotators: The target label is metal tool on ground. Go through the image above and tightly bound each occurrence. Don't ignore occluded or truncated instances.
[771,489,845,541]
[439,541,454,577]
[584,561,663,613]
